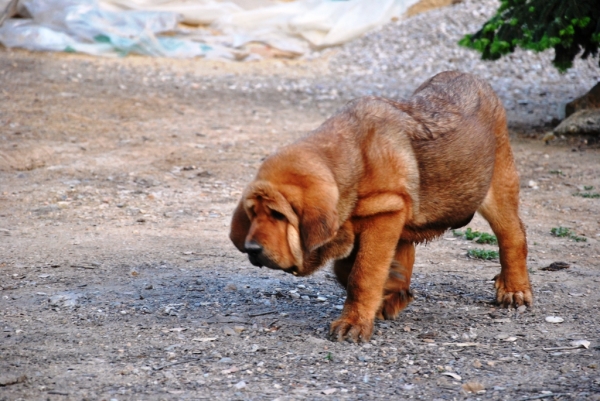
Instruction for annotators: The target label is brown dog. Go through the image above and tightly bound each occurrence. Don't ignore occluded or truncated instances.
[230,71,532,342]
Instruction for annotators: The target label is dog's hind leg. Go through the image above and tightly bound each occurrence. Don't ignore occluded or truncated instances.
[478,132,533,308]
[377,241,415,320]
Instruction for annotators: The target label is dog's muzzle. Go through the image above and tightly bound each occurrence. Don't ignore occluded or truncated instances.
[244,240,297,274]
[245,240,263,266]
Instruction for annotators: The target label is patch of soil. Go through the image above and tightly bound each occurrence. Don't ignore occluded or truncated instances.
[1,50,599,400]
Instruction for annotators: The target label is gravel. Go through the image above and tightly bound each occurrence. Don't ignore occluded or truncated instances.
[1,1,600,400]
[328,0,599,127]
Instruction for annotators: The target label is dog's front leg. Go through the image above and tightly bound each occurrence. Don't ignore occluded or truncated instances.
[330,211,405,342]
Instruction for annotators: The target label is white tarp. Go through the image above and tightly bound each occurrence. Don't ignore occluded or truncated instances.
[0,0,420,60]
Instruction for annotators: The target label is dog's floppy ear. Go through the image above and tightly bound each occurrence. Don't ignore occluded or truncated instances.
[229,200,251,253]
[300,185,339,253]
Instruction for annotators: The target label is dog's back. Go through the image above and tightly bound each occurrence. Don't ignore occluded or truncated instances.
[398,72,504,241]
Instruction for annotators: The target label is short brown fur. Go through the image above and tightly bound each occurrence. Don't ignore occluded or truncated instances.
[230,71,533,342]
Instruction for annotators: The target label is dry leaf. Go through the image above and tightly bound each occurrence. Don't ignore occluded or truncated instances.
[462,381,485,393]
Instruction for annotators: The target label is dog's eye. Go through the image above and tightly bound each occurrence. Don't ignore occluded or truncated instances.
[270,209,286,221]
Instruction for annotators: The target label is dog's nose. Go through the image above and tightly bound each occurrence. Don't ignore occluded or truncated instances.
[244,241,263,255]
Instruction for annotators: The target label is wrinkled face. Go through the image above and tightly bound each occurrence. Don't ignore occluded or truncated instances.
[230,179,340,277]
[229,181,304,275]
[243,197,303,274]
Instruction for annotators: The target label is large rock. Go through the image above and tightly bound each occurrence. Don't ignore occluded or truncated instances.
[565,82,600,118]
[554,109,600,136]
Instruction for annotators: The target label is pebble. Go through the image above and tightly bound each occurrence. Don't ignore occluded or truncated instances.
[545,316,564,323]
[571,340,590,349]
[441,371,462,381]
[0,374,27,386]
[234,380,246,389]
[223,326,237,336]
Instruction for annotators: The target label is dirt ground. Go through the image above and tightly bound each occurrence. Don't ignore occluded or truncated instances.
[1,49,599,401]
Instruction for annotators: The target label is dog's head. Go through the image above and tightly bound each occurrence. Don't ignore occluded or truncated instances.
[229,178,339,276]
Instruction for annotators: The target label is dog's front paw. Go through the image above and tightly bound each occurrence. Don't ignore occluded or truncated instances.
[377,289,413,320]
[329,316,374,343]
[494,274,533,308]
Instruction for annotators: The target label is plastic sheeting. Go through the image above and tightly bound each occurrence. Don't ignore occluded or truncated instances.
[0,0,420,60]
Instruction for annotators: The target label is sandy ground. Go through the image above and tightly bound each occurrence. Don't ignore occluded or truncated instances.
[1,49,599,401]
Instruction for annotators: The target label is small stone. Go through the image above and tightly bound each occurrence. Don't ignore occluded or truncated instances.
[233,326,246,334]
[218,357,233,363]
[0,374,27,386]
[472,360,482,368]
[223,326,237,336]
[192,337,217,342]
[234,380,246,389]
[301,295,310,300]
[221,366,239,374]
[441,372,462,381]
[517,305,527,313]
[417,331,437,339]
[316,296,327,302]
[545,316,564,323]
[322,388,337,395]
[571,340,590,349]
